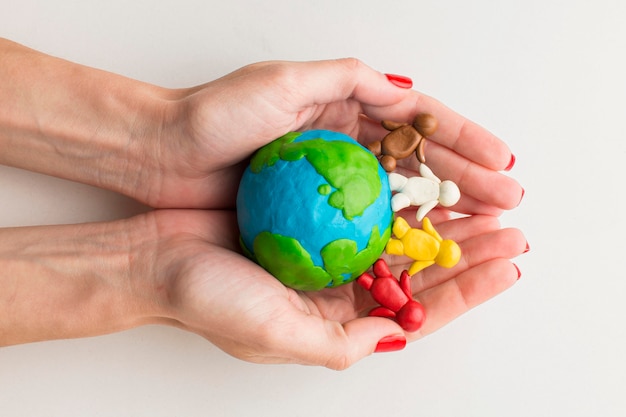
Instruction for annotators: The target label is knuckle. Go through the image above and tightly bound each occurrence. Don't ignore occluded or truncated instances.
[324,355,353,371]
[336,57,363,71]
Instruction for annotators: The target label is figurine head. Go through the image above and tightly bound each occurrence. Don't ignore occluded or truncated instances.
[439,180,461,207]
[435,239,461,268]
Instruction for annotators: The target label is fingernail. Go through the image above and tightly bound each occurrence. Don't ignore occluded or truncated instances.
[517,188,525,206]
[513,263,522,280]
[385,73,413,89]
[375,335,407,353]
[524,242,530,254]
[505,154,516,171]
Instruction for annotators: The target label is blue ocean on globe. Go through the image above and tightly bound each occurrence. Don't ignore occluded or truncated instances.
[236,130,393,291]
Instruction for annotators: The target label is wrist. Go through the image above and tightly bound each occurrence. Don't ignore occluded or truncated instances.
[0,216,164,345]
[0,38,183,205]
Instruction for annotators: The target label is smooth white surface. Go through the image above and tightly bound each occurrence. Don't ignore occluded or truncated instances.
[2,0,625,416]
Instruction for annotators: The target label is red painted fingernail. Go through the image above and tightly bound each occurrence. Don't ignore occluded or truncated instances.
[375,335,407,353]
[385,73,413,89]
[518,188,525,206]
[505,154,516,171]
[513,263,522,280]
[524,242,530,254]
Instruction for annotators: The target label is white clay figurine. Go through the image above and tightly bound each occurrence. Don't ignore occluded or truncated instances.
[388,164,461,221]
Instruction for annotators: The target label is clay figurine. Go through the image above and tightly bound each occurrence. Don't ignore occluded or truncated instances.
[386,216,461,276]
[357,258,425,332]
[367,113,438,172]
[388,163,461,221]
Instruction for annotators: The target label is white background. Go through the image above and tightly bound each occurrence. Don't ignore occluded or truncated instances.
[1,0,625,416]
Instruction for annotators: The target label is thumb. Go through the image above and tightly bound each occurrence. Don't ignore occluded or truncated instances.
[291,316,407,370]
[288,58,411,109]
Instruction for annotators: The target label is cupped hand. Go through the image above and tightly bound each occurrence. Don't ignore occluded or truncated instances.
[145,208,526,369]
[149,59,522,213]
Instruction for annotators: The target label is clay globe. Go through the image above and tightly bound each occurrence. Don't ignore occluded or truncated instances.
[236,130,393,291]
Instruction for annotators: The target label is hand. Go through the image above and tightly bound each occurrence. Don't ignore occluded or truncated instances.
[148,59,523,212]
[0,41,522,213]
[0,42,527,368]
[0,208,526,368]
[147,209,526,369]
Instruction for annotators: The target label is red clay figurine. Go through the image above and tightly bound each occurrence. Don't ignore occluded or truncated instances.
[357,258,426,332]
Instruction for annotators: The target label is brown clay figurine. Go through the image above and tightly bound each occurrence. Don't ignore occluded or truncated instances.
[367,113,438,172]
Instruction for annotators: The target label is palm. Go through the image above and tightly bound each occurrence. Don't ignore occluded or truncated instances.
[302,213,526,340]
[156,94,363,209]
[155,209,525,365]
[141,59,525,367]
[153,61,521,215]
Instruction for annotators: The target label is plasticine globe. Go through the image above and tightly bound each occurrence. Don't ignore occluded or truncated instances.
[236,130,393,291]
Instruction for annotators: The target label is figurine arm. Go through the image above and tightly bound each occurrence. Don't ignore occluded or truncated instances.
[399,271,412,299]
[419,163,441,183]
[372,258,393,278]
[416,200,439,221]
[381,120,408,131]
[368,306,397,319]
[385,238,405,256]
[408,260,435,276]
[421,217,443,241]
[391,193,411,212]
[356,272,375,291]
[388,172,408,192]
[392,216,412,238]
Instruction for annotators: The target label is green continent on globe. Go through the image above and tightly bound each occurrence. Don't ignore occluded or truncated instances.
[250,132,381,220]
[239,129,393,291]
[253,225,391,291]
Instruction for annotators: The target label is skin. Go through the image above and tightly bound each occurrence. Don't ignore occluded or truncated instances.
[0,38,526,369]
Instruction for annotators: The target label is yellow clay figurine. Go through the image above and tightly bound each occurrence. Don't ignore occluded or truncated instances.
[386,216,461,276]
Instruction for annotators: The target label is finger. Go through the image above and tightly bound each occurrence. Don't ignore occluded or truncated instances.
[455,227,527,271]
[425,140,524,210]
[384,215,500,280]
[186,59,413,165]
[325,317,407,369]
[222,59,410,121]
[285,58,412,110]
[357,114,521,213]
[412,259,520,339]
[268,314,405,370]
[414,226,527,294]
[384,159,509,217]
[434,214,503,241]
[389,213,502,243]
[450,193,505,217]
[362,91,513,171]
